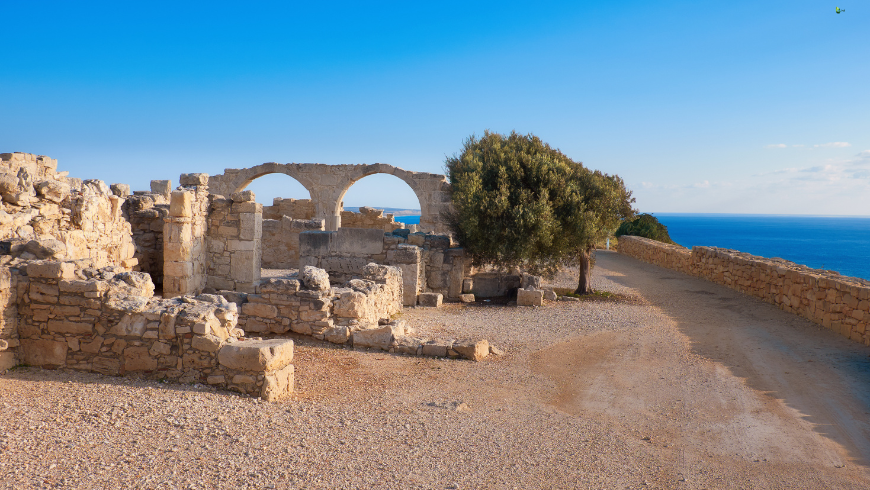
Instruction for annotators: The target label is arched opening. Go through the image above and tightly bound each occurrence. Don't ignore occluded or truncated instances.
[337,173,423,232]
[241,173,321,274]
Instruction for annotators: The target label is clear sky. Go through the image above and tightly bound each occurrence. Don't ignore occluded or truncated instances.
[2,1,867,215]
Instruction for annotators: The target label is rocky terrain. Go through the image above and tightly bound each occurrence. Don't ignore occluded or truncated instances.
[2,251,869,489]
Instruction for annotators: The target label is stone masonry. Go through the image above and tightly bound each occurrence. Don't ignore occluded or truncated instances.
[619,235,870,348]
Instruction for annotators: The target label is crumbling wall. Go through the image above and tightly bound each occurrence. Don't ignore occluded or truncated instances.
[163,175,210,298]
[340,206,405,233]
[205,190,262,293]
[619,236,870,348]
[0,267,18,370]
[9,259,294,400]
[299,228,469,305]
[124,193,169,290]
[263,197,315,220]
[261,216,324,269]
[1,153,137,270]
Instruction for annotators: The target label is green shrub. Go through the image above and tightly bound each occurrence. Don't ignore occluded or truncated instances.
[614,213,677,245]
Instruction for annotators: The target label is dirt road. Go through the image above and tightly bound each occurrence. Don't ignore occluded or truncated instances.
[2,250,869,488]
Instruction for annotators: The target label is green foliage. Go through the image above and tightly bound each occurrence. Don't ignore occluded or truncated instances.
[445,131,635,276]
[614,213,677,245]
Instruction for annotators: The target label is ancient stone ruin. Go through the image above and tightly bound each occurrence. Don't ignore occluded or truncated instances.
[0,153,494,401]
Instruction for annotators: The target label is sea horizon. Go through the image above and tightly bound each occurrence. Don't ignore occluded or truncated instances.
[394,212,870,281]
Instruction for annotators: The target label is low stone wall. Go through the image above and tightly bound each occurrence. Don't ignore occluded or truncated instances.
[619,236,870,347]
[340,206,404,233]
[263,197,315,221]
[7,260,294,400]
[299,229,469,306]
[230,264,488,361]
[261,216,324,269]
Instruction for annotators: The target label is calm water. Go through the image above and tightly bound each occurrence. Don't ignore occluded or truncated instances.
[396,213,870,280]
[655,214,870,280]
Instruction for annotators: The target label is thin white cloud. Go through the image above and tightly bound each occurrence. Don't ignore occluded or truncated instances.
[814,142,851,148]
[693,180,711,188]
[765,143,787,149]
[792,144,805,148]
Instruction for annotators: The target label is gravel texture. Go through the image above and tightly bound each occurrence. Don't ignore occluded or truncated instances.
[2,251,869,489]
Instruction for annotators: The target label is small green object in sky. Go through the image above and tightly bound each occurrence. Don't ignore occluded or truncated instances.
[835,6,844,14]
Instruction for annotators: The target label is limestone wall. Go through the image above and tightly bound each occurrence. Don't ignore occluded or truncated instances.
[619,236,870,347]
[299,228,469,305]
[340,206,405,233]
[124,194,168,290]
[7,259,294,400]
[0,267,18,370]
[263,198,315,220]
[1,153,136,271]
[206,191,262,293]
[261,216,324,269]
[163,175,210,298]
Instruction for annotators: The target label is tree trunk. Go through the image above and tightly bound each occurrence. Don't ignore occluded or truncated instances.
[575,248,593,295]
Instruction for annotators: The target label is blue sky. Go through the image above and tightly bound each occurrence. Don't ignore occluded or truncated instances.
[2,1,868,214]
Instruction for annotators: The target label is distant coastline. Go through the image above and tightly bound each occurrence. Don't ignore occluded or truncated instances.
[344,206,420,217]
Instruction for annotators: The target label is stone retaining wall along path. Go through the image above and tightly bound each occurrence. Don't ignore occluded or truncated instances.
[619,236,870,347]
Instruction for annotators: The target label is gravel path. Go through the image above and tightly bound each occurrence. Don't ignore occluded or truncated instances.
[2,251,869,489]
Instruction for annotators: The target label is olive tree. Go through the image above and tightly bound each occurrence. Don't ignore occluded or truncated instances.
[445,131,635,294]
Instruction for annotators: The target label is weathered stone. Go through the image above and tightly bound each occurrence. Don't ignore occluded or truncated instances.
[92,357,121,375]
[261,364,295,401]
[179,173,209,186]
[124,346,157,371]
[300,266,330,291]
[150,180,171,198]
[242,302,278,319]
[421,342,448,357]
[353,324,398,349]
[417,292,443,308]
[324,325,350,344]
[459,293,475,303]
[517,288,544,307]
[191,334,223,352]
[26,261,74,279]
[110,183,130,197]
[20,339,67,366]
[34,180,70,203]
[543,289,558,301]
[217,338,294,372]
[453,340,490,361]
[0,351,16,371]
[46,319,94,335]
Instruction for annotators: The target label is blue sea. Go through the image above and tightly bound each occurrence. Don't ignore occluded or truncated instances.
[655,214,870,281]
[396,213,870,280]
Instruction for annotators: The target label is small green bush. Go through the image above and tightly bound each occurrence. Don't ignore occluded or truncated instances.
[614,213,677,245]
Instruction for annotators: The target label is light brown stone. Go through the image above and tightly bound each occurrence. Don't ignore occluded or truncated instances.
[217,338,294,372]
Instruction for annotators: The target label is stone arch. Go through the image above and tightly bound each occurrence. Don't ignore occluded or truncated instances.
[209,162,453,233]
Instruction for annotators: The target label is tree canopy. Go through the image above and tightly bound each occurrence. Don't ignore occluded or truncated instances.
[614,213,678,245]
[445,131,635,293]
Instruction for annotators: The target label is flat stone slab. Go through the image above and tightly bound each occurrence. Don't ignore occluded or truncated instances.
[218,338,294,372]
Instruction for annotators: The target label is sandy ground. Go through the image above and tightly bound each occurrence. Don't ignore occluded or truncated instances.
[1,251,869,489]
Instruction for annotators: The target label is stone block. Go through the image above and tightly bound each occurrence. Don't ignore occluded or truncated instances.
[393,244,421,264]
[417,292,443,308]
[261,364,295,402]
[543,289,558,301]
[332,227,384,255]
[218,338,294,372]
[180,173,209,186]
[241,302,278,319]
[20,339,67,366]
[353,324,398,349]
[124,346,158,371]
[110,183,131,197]
[169,190,193,217]
[26,261,74,279]
[0,351,16,371]
[421,342,448,357]
[300,266,330,291]
[231,190,256,202]
[46,319,94,335]
[151,180,171,198]
[191,334,223,353]
[459,293,475,303]
[92,357,120,375]
[453,340,490,361]
[334,291,367,318]
[324,325,350,344]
